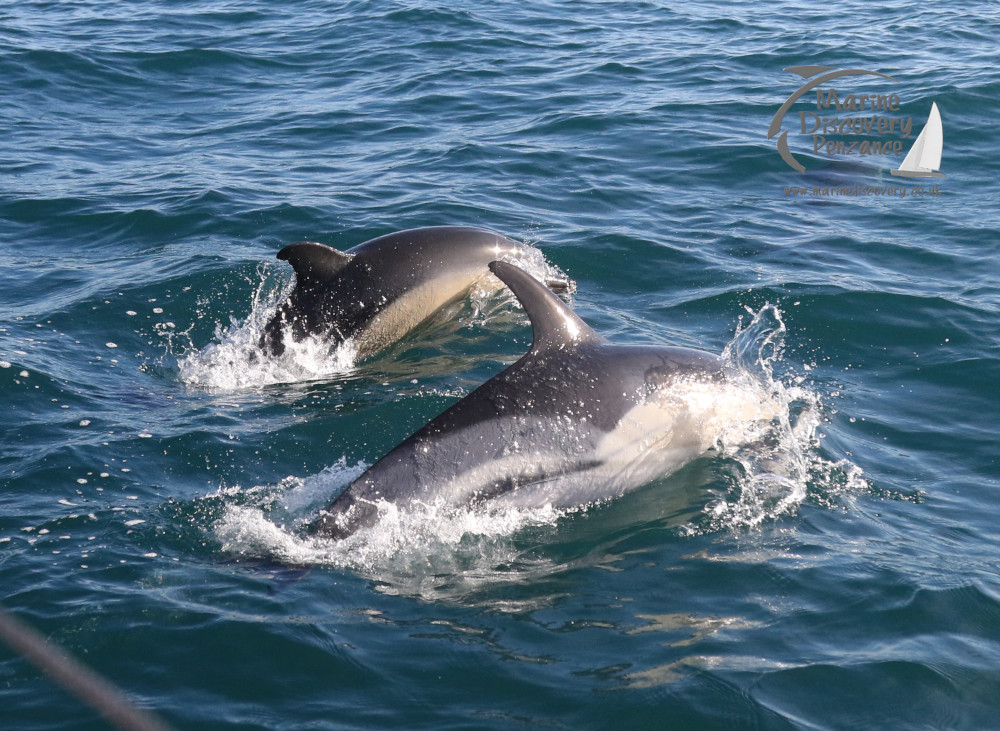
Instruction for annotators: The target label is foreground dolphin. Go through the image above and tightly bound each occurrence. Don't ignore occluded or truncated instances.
[261,226,572,357]
[309,260,773,540]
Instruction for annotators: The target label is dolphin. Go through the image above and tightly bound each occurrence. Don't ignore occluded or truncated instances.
[260,226,573,357]
[309,260,773,540]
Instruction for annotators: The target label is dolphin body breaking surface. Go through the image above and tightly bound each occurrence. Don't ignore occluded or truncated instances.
[309,260,773,540]
[261,226,573,357]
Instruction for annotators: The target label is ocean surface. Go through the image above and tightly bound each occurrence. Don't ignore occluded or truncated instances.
[2,2,999,729]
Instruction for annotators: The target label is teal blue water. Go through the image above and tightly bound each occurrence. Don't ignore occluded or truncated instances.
[3,3,1000,729]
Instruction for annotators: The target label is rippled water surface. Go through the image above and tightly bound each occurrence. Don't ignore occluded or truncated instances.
[2,2,999,729]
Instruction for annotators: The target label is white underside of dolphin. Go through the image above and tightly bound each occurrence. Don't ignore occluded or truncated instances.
[310,260,777,540]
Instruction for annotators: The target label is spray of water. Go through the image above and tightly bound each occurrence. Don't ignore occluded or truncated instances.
[211,459,570,601]
[174,267,360,391]
[703,304,866,533]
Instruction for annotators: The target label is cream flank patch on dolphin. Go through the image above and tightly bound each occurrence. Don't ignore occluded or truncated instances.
[351,271,482,356]
[351,267,520,356]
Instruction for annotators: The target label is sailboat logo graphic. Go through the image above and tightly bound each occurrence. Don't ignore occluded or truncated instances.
[891,102,945,178]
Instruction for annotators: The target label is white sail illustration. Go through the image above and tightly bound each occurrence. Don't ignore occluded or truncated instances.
[891,102,945,178]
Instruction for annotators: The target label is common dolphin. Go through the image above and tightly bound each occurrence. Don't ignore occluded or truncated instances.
[260,226,573,357]
[309,260,773,540]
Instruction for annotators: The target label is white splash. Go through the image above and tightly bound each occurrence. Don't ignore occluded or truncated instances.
[703,304,867,532]
[213,460,568,597]
[176,268,359,391]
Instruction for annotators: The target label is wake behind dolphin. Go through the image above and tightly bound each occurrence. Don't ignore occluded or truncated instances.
[310,260,778,541]
[261,226,573,357]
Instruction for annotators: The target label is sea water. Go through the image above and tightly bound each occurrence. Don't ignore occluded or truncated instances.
[2,3,999,729]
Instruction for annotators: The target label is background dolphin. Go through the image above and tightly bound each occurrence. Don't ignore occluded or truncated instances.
[260,226,573,357]
[310,260,774,540]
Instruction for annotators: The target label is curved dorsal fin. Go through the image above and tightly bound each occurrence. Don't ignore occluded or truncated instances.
[276,241,354,287]
[489,260,604,353]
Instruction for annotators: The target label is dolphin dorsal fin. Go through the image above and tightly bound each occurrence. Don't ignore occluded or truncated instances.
[489,260,605,353]
[277,241,354,287]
